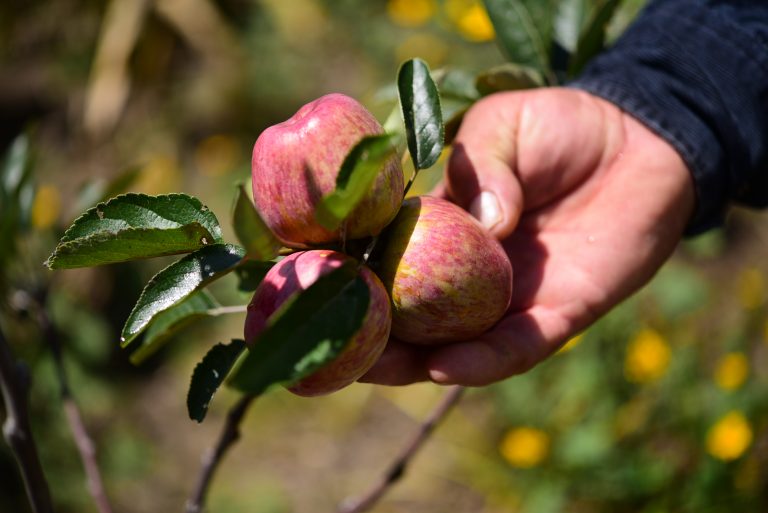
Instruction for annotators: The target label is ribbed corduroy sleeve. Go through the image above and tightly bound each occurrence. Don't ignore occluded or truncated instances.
[570,0,768,234]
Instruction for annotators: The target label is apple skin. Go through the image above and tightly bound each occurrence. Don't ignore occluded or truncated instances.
[375,196,513,344]
[245,250,391,396]
[251,93,404,247]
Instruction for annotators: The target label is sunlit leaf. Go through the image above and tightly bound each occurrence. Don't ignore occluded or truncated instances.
[475,63,545,96]
[228,262,369,395]
[46,193,223,269]
[121,244,245,347]
[483,0,550,76]
[129,290,220,365]
[568,0,622,77]
[315,134,396,232]
[232,183,281,260]
[553,0,590,53]
[398,58,444,170]
[187,339,247,423]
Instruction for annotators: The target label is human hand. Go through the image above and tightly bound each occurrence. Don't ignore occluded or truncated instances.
[362,88,695,386]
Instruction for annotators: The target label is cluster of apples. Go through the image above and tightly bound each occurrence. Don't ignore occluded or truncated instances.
[246,93,513,396]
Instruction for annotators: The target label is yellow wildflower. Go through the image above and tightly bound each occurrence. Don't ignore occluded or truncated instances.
[706,411,753,461]
[738,267,764,310]
[445,0,495,42]
[499,427,549,468]
[624,328,671,383]
[558,333,583,354]
[714,352,749,391]
[31,184,61,230]
[387,0,437,28]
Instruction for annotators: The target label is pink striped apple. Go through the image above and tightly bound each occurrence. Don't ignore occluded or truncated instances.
[245,250,391,396]
[251,93,404,247]
[375,196,513,344]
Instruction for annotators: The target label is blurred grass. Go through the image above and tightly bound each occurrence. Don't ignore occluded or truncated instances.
[2,1,768,512]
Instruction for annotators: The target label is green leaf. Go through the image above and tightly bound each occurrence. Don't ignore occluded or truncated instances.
[475,63,545,96]
[229,262,370,395]
[398,58,444,170]
[187,339,247,423]
[553,0,590,53]
[129,290,221,365]
[121,243,245,347]
[232,183,281,260]
[315,134,396,231]
[235,259,276,293]
[46,193,224,269]
[435,68,480,102]
[483,0,550,76]
[568,0,622,77]
[0,134,33,269]
[2,134,30,195]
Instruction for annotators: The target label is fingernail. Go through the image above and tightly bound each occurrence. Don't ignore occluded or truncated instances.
[469,191,502,230]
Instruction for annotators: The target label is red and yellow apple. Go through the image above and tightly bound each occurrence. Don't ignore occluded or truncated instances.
[375,196,513,344]
[245,249,391,396]
[251,93,404,247]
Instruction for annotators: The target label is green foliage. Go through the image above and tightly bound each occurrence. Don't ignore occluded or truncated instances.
[235,260,275,293]
[568,0,622,77]
[187,339,247,422]
[0,134,34,272]
[129,290,221,365]
[315,134,397,232]
[121,244,245,347]
[398,58,444,170]
[232,184,281,261]
[46,193,224,269]
[482,0,551,77]
[229,262,370,395]
[475,63,545,95]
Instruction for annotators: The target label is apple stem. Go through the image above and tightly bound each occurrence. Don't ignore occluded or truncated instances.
[337,385,465,513]
[361,235,379,266]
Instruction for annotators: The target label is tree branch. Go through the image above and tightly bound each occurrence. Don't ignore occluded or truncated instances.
[18,289,114,513]
[0,323,55,513]
[338,385,465,513]
[186,393,256,513]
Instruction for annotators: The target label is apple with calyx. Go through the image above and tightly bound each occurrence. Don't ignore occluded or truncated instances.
[245,250,391,396]
[251,93,404,247]
[375,196,513,344]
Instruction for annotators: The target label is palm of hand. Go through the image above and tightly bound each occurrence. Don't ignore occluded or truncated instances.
[363,89,694,387]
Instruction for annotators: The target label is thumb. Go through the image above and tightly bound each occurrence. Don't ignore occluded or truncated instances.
[445,95,524,240]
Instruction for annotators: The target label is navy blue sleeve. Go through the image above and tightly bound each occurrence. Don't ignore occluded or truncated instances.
[569,0,768,234]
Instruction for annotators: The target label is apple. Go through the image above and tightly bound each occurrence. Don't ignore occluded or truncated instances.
[375,196,513,344]
[245,249,391,396]
[251,93,404,247]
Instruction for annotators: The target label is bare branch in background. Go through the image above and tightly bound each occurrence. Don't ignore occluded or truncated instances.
[10,289,115,513]
[338,385,466,513]
[0,324,55,513]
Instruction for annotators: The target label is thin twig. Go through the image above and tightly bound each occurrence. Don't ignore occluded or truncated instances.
[0,323,55,513]
[27,291,114,513]
[206,305,248,317]
[186,393,256,513]
[338,385,465,513]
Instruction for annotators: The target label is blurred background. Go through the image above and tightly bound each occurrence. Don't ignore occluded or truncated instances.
[2,1,768,512]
